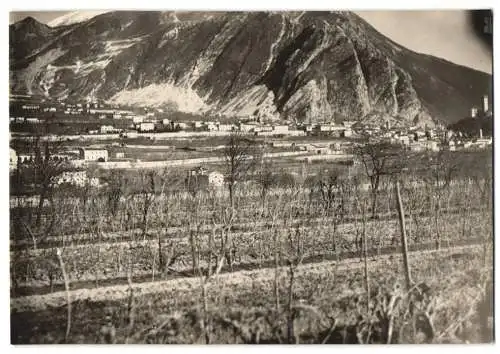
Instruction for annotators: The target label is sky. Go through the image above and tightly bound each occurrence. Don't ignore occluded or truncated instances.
[9,10,493,74]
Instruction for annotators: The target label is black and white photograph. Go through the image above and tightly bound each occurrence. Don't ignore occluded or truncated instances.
[8,4,494,345]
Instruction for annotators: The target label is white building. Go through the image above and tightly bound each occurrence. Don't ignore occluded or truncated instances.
[133,116,145,124]
[342,129,353,138]
[121,131,138,138]
[397,135,410,146]
[409,142,425,152]
[256,131,274,137]
[53,171,100,188]
[139,122,155,132]
[205,122,217,131]
[22,104,40,110]
[288,130,306,136]
[208,171,225,187]
[425,140,439,152]
[9,148,17,170]
[78,148,108,162]
[100,125,116,134]
[218,124,234,132]
[193,121,204,129]
[25,118,41,124]
[239,123,257,133]
[177,122,190,130]
[474,138,493,148]
[483,94,489,113]
[273,125,289,134]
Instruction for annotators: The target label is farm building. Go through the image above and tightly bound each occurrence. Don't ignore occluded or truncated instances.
[78,148,108,162]
[185,167,225,193]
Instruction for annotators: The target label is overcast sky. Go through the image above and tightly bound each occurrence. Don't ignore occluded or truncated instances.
[9,10,493,74]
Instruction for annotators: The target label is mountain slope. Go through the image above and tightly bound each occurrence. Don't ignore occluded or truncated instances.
[448,115,493,137]
[9,11,492,125]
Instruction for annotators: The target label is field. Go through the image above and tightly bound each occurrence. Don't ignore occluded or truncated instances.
[9,145,494,344]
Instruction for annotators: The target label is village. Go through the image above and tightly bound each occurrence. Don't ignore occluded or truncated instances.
[9,93,493,190]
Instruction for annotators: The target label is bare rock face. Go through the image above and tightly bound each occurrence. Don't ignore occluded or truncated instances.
[10,11,491,126]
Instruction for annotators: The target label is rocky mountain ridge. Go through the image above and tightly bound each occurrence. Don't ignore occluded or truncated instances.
[9,11,492,126]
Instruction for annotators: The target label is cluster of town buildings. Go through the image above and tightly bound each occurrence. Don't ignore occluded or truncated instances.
[10,93,492,177]
[85,118,356,137]
[11,99,356,137]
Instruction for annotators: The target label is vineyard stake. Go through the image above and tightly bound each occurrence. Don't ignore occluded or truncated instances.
[395,181,412,290]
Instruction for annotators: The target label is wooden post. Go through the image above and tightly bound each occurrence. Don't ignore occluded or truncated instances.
[395,181,412,290]
[56,248,71,343]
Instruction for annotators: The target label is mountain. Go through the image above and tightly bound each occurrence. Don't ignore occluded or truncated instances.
[9,11,492,125]
[9,16,61,63]
[48,11,110,27]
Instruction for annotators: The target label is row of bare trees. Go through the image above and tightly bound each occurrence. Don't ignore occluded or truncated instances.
[10,133,492,291]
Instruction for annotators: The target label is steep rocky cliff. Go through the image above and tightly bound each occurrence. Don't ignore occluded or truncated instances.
[9,11,492,126]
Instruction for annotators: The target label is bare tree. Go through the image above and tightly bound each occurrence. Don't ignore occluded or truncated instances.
[309,167,353,260]
[105,170,127,219]
[421,150,459,249]
[222,132,262,212]
[354,142,407,219]
[256,157,277,216]
[138,170,158,239]
[154,168,182,273]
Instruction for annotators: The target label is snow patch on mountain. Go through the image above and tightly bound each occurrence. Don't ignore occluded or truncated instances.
[48,11,110,27]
